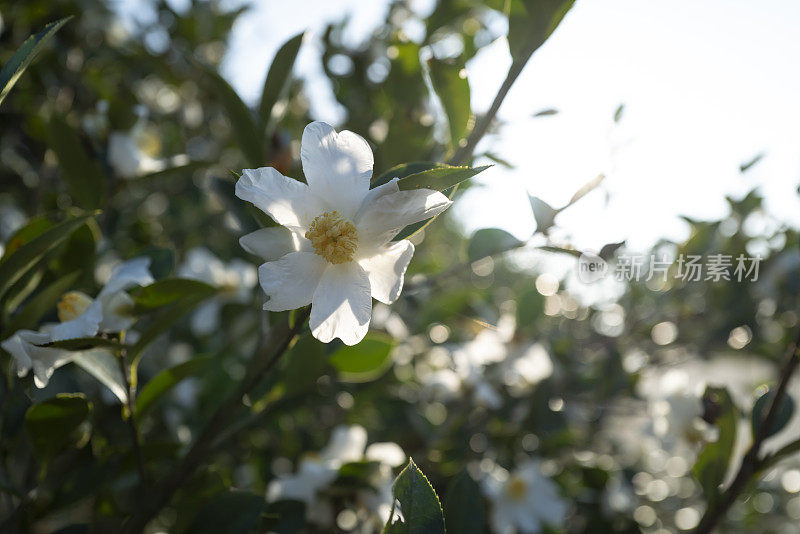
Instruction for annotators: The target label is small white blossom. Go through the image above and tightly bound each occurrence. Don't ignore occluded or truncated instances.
[236,121,452,345]
[108,111,166,179]
[177,247,257,335]
[482,459,567,534]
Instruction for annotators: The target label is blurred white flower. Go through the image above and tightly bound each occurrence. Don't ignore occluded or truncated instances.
[266,424,405,528]
[177,247,257,335]
[482,459,567,534]
[0,258,153,391]
[236,121,451,345]
[108,111,166,179]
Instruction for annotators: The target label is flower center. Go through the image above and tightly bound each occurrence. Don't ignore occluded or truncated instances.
[506,476,528,501]
[57,291,93,322]
[305,211,358,264]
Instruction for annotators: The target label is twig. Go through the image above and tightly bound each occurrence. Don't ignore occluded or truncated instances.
[693,326,800,534]
[120,307,310,534]
[117,348,147,485]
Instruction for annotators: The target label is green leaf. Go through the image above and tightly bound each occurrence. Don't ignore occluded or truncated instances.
[507,0,575,64]
[1,217,52,260]
[613,103,625,123]
[135,355,212,417]
[384,459,445,534]
[373,162,446,188]
[72,350,128,402]
[751,387,795,440]
[0,213,97,304]
[529,196,557,234]
[130,278,218,311]
[329,332,395,383]
[4,271,80,335]
[187,490,266,534]
[397,165,490,192]
[43,337,126,352]
[259,32,304,126]
[0,17,71,106]
[279,334,328,395]
[428,57,471,150]
[192,57,264,167]
[693,386,738,501]
[444,470,485,534]
[47,115,107,209]
[24,393,91,466]
[533,108,559,117]
[566,173,605,207]
[132,161,210,183]
[467,228,523,262]
[740,153,764,173]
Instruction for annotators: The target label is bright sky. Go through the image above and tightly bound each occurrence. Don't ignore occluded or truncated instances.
[218,0,800,252]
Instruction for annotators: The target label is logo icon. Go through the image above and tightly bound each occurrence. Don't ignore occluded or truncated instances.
[577,252,608,283]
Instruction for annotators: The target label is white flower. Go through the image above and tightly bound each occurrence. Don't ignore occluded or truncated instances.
[108,112,166,179]
[266,424,405,527]
[482,459,567,534]
[0,257,153,389]
[236,121,452,345]
[177,247,257,335]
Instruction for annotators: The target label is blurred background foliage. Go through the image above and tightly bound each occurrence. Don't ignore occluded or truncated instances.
[1,0,800,533]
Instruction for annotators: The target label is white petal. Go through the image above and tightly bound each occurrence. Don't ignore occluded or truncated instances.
[310,262,372,345]
[301,121,373,218]
[320,425,368,464]
[236,167,323,232]
[357,240,415,304]
[99,291,136,332]
[1,330,50,378]
[353,178,399,220]
[178,247,223,284]
[258,252,327,311]
[356,189,452,247]
[49,299,103,342]
[239,227,309,261]
[99,257,154,297]
[365,442,406,467]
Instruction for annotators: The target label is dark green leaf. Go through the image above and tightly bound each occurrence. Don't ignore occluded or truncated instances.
[693,386,738,500]
[373,162,446,188]
[47,115,106,209]
[533,108,559,117]
[279,334,328,395]
[751,387,795,440]
[428,57,471,150]
[398,165,490,192]
[330,332,395,383]
[467,228,523,262]
[136,355,212,417]
[0,17,71,105]
[740,153,764,173]
[259,32,304,126]
[444,470,484,534]
[24,393,91,466]
[384,459,444,534]
[613,103,625,123]
[43,337,126,351]
[0,213,97,304]
[187,490,266,534]
[130,278,218,311]
[529,196,558,233]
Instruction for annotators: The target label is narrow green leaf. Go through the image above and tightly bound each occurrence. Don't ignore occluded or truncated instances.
[47,115,106,209]
[330,332,395,383]
[751,386,795,440]
[191,57,264,166]
[566,173,604,207]
[740,153,764,173]
[428,57,471,150]
[444,470,485,534]
[693,386,738,501]
[24,393,91,466]
[613,103,625,123]
[42,337,126,352]
[384,459,445,534]
[507,0,574,64]
[533,108,559,117]
[0,217,52,261]
[0,213,97,304]
[373,162,446,188]
[130,278,218,311]
[0,17,72,106]
[397,165,490,192]
[136,355,212,417]
[4,271,80,335]
[467,228,523,262]
[259,32,304,126]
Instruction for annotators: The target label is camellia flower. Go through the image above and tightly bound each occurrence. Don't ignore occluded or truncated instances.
[178,247,257,335]
[0,257,154,390]
[482,459,567,534]
[267,424,405,527]
[108,109,166,179]
[236,121,452,345]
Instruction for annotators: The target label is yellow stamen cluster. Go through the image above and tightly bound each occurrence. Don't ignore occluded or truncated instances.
[506,476,528,501]
[57,291,93,322]
[305,211,359,264]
